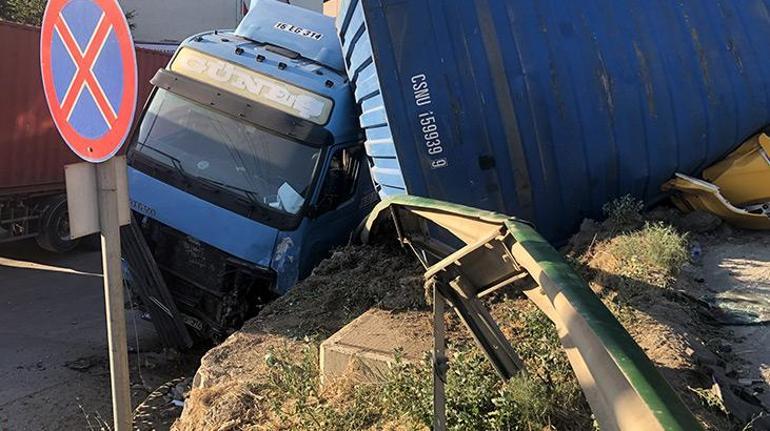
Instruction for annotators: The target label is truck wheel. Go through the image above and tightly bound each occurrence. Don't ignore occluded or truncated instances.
[36,196,79,253]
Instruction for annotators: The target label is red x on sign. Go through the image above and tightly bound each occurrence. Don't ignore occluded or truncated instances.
[40,0,138,163]
[55,12,118,125]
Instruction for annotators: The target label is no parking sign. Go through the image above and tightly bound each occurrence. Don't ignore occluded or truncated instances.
[40,0,138,163]
[39,1,137,429]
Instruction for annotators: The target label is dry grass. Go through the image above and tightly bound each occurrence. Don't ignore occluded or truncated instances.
[602,221,689,288]
[176,299,595,431]
[241,303,594,431]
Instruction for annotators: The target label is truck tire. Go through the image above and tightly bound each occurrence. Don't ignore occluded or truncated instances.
[36,196,79,253]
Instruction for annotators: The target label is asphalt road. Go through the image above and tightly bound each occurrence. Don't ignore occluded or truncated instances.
[0,240,181,430]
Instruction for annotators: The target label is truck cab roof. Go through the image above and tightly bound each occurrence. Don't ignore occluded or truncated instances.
[171,0,359,145]
[237,0,344,73]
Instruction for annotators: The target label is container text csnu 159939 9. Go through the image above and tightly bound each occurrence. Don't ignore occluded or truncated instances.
[337,0,770,242]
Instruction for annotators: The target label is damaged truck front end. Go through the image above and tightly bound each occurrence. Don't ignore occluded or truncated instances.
[124,0,376,341]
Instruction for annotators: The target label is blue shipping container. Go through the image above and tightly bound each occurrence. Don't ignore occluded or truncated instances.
[337,0,770,242]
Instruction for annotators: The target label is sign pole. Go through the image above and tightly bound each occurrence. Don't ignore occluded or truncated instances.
[41,0,139,428]
[97,159,132,431]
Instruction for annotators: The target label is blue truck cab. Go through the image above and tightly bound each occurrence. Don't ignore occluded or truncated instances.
[125,0,376,338]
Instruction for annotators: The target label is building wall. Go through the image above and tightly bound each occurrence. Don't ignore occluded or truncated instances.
[120,0,245,43]
[289,0,322,12]
[121,0,330,43]
[323,0,339,16]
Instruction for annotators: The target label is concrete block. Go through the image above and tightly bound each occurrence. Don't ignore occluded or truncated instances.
[320,308,431,384]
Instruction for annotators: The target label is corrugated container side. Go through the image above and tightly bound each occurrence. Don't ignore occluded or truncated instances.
[0,20,169,195]
[337,0,407,197]
[338,0,770,242]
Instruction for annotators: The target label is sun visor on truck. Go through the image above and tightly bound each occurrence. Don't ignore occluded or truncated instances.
[150,68,332,148]
[171,48,333,125]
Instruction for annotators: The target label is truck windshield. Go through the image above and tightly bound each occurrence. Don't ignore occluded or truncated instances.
[133,89,321,216]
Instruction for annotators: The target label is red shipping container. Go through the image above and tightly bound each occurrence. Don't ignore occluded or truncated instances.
[0,20,171,195]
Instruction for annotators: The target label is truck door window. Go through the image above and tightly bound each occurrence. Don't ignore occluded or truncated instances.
[316,147,361,214]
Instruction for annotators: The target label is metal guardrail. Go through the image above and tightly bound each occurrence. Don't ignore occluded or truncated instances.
[362,196,701,431]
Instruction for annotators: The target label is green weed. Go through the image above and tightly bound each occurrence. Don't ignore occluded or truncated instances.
[606,221,688,288]
[603,194,644,229]
[256,301,594,431]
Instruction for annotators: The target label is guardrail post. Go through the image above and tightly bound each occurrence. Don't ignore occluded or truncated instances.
[432,281,447,431]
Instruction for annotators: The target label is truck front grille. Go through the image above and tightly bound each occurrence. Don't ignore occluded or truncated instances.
[133,214,276,339]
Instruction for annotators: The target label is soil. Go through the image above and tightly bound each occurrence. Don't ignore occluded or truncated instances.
[570,211,770,430]
[696,230,770,423]
[173,243,425,430]
[168,210,770,431]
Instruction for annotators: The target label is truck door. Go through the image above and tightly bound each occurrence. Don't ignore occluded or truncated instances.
[298,144,375,277]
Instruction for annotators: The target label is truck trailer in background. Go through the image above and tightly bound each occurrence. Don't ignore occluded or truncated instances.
[0,20,170,251]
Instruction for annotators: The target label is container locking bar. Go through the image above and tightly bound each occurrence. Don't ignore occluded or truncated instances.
[362,196,701,431]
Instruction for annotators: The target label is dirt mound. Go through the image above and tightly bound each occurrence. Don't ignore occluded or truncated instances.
[256,243,426,337]
[175,244,424,430]
[570,210,770,430]
[173,203,770,430]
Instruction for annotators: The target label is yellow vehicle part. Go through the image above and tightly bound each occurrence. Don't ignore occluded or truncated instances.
[703,133,770,206]
[663,174,770,230]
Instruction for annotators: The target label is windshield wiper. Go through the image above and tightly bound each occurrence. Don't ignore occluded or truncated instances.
[133,144,277,223]
[138,145,190,181]
[136,144,259,204]
[192,176,277,221]
[192,176,262,205]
